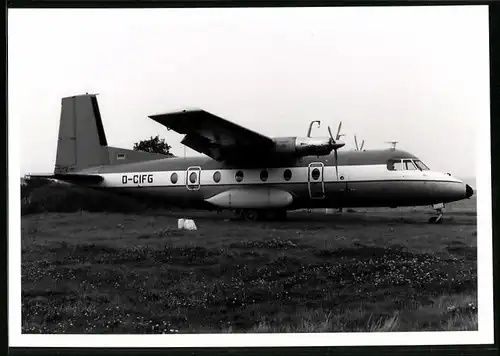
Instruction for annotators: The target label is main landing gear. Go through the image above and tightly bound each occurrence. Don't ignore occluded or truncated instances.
[234,209,288,221]
[428,203,444,224]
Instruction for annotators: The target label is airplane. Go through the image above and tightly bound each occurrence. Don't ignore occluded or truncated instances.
[29,93,474,224]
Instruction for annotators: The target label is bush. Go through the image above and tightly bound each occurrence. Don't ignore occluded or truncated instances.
[21,176,51,199]
[22,183,142,215]
[21,177,174,215]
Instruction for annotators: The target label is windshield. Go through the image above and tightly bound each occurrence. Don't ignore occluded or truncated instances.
[414,160,430,171]
[403,159,418,170]
[387,158,430,171]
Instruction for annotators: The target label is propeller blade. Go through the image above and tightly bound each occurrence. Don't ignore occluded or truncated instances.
[360,140,365,151]
[354,135,359,151]
[334,149,339,180]
[335,122,342,140]
[328,126,335,142]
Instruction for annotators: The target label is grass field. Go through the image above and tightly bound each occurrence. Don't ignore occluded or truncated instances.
[21,196,477,334]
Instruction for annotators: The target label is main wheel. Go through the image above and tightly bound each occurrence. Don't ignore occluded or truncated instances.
[243,209,260,221]
[233,209,244,220]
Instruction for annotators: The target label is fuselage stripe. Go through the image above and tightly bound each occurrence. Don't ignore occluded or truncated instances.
[94,164,463,189]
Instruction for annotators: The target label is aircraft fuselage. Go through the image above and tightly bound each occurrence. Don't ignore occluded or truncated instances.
[78,148,473,212]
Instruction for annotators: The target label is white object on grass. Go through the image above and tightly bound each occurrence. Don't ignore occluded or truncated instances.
[183,219,197,231]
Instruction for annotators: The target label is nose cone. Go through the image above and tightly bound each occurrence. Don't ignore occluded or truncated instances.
[466,184,474,199]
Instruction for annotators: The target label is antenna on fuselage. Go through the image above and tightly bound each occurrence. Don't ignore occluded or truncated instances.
[385,141,398,150]
[307,120,321,137]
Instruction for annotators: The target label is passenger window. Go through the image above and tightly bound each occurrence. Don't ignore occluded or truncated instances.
[404,160,418,171]
[311,168,320,180]
[189,172,198,183]
[213,171,221,183]
[170,172,178,184]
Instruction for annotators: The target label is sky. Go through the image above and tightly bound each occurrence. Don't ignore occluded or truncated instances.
[9,6,489,179]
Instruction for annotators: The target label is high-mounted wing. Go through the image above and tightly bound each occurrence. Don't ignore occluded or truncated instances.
[149,109,276,164]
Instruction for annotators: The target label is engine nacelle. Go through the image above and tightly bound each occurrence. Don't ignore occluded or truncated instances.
[273,137,334,157]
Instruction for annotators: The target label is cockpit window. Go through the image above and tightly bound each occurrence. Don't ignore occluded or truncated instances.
[387,159,403,171]
[403,159,418,170]
[414,160,430,171]
[387,158,429,171]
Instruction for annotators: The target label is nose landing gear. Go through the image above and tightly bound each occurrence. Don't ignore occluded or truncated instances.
[428,203,444,224]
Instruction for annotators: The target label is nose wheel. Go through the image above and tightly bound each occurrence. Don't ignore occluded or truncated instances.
[428,205,444,224]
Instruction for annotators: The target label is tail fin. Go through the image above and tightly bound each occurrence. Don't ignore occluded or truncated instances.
[54,94,110,174]
[54,94,169,174]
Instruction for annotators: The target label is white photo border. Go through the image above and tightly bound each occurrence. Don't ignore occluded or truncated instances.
[8,5,494,348]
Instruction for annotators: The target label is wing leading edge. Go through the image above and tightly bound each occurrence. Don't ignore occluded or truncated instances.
[149,109,276,164]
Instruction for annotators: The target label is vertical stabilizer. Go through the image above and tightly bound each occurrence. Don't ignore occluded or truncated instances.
[54,94,110,174]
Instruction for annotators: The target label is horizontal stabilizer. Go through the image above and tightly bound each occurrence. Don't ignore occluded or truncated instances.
[27,173,103,184]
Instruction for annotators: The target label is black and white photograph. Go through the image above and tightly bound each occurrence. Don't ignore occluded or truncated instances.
[9,5,493,348]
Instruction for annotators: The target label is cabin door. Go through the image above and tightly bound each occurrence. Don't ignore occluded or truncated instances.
[186,166,201,191]
[308,162,325,199]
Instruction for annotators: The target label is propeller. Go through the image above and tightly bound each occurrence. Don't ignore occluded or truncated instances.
[327,125,346,180]
[354,135,366,151]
